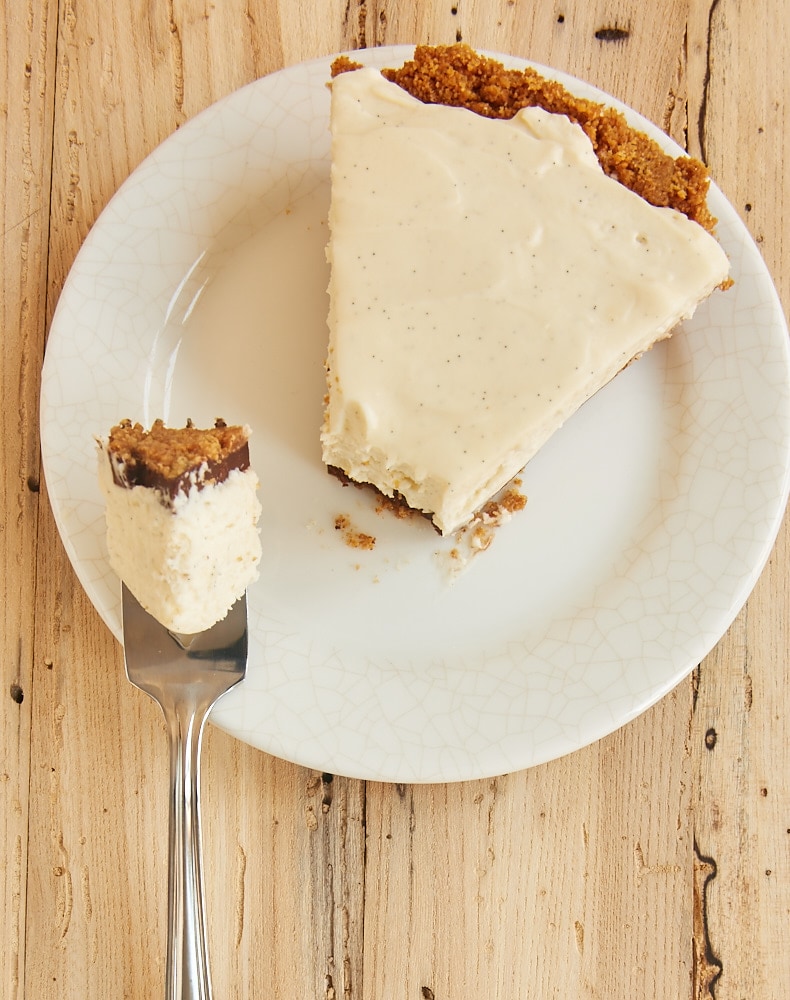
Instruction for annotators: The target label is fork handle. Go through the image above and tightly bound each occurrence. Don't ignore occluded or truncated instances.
[165,699,213,1000]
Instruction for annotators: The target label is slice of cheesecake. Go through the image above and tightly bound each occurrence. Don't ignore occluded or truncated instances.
[320,46,730,537]
[98,418,261,633]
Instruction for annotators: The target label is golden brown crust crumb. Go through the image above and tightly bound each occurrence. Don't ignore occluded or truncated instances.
[107,418,249,480]
[488,488,528,516]
[331,44,716,231]
[441,485,528,568]
[330,54,362,76]
[374,493,423,521]
[334,513,376,550]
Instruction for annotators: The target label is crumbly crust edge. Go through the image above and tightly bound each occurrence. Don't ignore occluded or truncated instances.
[331,44,717,232]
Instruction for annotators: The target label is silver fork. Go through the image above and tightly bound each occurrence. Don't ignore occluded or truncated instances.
[122,583,248,1000]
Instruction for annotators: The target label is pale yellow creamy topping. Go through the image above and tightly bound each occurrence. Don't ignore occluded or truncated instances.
[321,68,730,535]
[98,451,262,633]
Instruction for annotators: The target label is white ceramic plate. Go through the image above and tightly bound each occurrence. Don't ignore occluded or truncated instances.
[41,46,790,782]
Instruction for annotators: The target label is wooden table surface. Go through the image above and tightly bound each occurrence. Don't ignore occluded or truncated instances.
[3,1,789,997]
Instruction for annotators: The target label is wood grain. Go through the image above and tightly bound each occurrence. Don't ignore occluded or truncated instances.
[365,690,692,997]
[688,3,790,997]
[2,0,788,997]
[1,4,57,999]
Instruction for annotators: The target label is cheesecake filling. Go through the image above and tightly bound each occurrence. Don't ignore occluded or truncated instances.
[321,68,731,535]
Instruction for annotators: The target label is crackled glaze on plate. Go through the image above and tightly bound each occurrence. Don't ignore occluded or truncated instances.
[40,47,790,782]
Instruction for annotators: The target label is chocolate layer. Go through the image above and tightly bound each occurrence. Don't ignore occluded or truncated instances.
[327,464,442,533]
[112,442,250,500]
